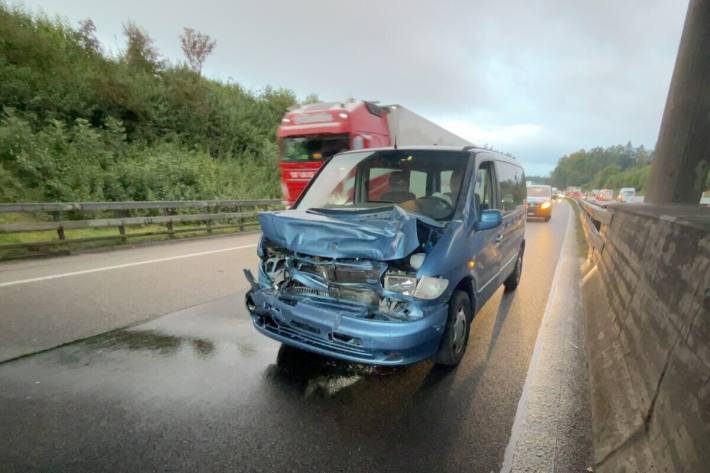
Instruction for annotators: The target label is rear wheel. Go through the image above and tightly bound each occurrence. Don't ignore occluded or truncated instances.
[432,290,472,366]
[504,246,524,292]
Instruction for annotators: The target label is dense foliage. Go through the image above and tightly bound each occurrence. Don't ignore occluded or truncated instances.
[0,4,296,202]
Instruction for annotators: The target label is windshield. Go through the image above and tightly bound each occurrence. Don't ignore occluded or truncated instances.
[527,185,551,197]
[296,149,470,221]
[281,134,350,162]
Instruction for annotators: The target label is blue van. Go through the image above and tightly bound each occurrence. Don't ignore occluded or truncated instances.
[245,147,526,366]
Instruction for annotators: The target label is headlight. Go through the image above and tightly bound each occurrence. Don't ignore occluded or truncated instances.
[541,201,551,209]
[414,276,449,300]
[384,274,417,295]
[384,274,448,300]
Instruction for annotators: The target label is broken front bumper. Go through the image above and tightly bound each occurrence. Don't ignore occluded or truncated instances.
[246,287,448,365]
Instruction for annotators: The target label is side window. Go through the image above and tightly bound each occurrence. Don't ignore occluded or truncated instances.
[495,161,525,213]
[474,162,494,214]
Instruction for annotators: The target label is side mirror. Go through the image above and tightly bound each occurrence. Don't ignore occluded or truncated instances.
[475,209,502,231]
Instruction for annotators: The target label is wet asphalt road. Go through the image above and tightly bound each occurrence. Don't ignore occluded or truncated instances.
[0,201,591,472]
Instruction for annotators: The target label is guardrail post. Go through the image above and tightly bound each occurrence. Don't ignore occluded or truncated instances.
[118,224,127,243]
[238,205,244,231]
[57,226,66,241]
[114,208,128,243]
[164,208,175,239]
[206,202,213,235]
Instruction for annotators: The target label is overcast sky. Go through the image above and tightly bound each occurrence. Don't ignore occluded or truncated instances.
[22,0,688,175]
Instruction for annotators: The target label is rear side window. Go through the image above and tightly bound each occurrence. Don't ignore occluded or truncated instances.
[496,161,526,213]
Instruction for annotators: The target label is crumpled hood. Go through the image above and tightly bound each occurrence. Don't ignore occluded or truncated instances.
[258,206,428,260]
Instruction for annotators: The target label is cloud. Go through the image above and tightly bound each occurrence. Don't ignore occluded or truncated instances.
[440,121,544,150]
[21,0,689,175]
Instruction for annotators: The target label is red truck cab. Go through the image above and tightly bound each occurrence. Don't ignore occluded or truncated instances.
[278,101,391,206]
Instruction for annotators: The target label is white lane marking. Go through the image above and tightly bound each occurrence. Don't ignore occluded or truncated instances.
[0,244,257,288]
[500,204,574,472]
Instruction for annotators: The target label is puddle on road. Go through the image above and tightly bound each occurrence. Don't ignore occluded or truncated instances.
[265,344,409,399]
[53,328,217,367]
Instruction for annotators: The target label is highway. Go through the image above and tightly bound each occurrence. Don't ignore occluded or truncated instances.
[0,200,592,472]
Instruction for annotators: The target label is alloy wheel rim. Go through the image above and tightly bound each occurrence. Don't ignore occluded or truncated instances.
[452,306,467,354]
[516,254,523,283]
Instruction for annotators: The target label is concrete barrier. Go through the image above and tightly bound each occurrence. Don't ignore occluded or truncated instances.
[580,202,710,472]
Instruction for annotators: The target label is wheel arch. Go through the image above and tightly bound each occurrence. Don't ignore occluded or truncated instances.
[453,276,477,319]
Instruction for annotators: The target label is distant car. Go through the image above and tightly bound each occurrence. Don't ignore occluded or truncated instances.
[527,184,552,222]
[596,189,613,201]
[617,187,636,202]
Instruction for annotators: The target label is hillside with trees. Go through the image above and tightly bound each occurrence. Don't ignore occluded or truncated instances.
[550,142,710,193]
[0,4,297,203]
[550,143,653,192]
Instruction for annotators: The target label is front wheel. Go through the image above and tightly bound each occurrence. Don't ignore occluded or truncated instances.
[504,246,524,292]
[432,290,472,366]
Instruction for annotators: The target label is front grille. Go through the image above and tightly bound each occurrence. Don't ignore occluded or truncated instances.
[288,286,329,298]
[285,284,379,306]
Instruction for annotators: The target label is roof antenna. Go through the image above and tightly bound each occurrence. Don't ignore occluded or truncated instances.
[393,135,398,150]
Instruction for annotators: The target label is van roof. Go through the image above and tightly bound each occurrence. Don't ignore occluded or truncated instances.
[339,146,520,165]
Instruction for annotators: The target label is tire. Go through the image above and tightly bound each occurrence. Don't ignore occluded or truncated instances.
[432,290,472,366]
[504,246,524,292]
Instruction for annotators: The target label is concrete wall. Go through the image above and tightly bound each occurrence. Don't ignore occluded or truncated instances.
[581,203,710,472]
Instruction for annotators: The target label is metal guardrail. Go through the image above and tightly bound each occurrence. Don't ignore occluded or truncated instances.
[575,199,613,253]
[0,199,282,252]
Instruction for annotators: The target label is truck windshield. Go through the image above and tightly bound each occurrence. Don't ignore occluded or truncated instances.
[296,149,469,221]
[527,185,551,197]
[281,134,350,162]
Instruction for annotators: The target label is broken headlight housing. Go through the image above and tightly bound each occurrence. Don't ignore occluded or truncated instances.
[384,273,448,300]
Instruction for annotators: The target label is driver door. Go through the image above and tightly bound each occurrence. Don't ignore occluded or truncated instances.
[470,159,502,302]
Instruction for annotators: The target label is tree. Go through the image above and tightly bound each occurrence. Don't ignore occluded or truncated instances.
[123,21,161,72]
[78,19,100,52]
[180,27,216,75]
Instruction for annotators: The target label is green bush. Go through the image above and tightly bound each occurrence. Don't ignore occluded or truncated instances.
[0,4,295,203]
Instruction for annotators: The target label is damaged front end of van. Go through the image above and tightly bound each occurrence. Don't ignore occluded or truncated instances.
[244,206,451,365]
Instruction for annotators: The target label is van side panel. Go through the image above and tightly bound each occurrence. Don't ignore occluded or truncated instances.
[494,160,526,285]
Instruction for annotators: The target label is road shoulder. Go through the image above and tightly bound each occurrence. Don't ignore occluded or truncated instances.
[501,202,593,472]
